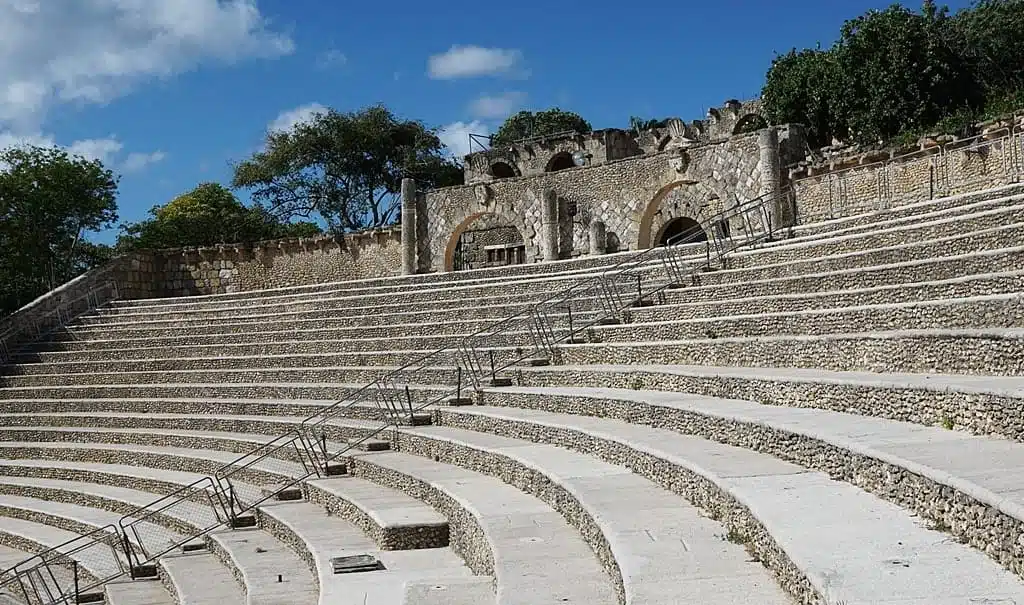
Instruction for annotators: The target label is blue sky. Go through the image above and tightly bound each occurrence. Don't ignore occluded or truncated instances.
[0,0,972,244]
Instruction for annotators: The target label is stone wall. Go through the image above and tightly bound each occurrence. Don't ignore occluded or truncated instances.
[423,130,774,272]
[129,228,402,298]
[791,120,1024,223]
[454,214,525,271]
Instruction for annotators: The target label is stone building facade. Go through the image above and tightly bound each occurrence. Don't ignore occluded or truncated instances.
[412,98,799,273]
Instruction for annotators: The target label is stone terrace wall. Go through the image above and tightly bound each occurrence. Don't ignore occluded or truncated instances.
[135,228,402,297]
[792,120,1024,222]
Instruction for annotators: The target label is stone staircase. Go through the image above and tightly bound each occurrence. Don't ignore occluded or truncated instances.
[1,184,1024,604]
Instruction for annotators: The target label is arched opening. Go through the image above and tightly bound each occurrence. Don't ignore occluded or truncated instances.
[655,217,707,246]
[733,113,769,135]
[444,212,527,272]
[489,161,517,179]
[545,152,575,172]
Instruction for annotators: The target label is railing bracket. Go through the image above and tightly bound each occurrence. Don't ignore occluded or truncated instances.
[229,515,257,529]
[324,464,348,476]
[129,564,158,579]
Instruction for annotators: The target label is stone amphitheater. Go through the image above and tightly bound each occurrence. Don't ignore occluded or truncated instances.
[2,109,1024,605]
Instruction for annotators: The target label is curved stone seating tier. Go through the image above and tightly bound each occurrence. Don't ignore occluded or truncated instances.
[0,185,1023,603]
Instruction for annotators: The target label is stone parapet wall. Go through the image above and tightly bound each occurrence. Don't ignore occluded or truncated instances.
[792,124,1024,223]
[135,228,402,298]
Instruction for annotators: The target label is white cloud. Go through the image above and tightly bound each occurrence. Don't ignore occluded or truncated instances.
[469,92,527,119]
[438,121,489,158]
[268,102,328,133]
[0,131,122,163]
[0,0,293,129]
[122,150,167,172]
[316,50,347,69]
[428,45,525,80]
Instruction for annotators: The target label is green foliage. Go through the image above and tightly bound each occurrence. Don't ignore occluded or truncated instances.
[492,108,592,146]
[231,104,463,233]
[629,116,669,133]
[760,0,1023,147]
[117,182,322,250]
[0,145,119,315]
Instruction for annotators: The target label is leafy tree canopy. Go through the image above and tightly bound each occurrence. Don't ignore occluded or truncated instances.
[117,182,321,250]
[0,145,119,315]
[231,105,463,233]
[761,0,1019,147]
[492,108,592,146]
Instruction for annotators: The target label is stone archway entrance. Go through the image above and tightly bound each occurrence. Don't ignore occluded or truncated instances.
[655,216,707,246]
[444,212,527,272]
[636,180,726,249]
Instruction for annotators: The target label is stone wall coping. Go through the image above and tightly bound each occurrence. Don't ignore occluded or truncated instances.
[132,226,402,260]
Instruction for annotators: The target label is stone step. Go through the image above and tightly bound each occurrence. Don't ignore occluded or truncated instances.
[9,346,441,366]
[0,366,457,389]
[394,425,790,605]
[304,477,448,551]
[0,399,434,427]
[0,516,123,584]
[258,498,489,604]
[54,309,600,345]
[105,579,175,605]
[599,292,1024,342]
[698,220,1019,288]
[727,197,1024,271]
[0,382,454,408]
[206,526,318,605]
[428,403,1024,604]
[640,268,1024,323]
[557,327,1024,376]
[0,494,182,552]
[0,459,223,498]
[0,442,302,487]
[345,452,619,605]
[666,243,1024,304]
[159,551,245,605]
[0,475,219,536]
[111,249,644,311]
[510,363,1024,442]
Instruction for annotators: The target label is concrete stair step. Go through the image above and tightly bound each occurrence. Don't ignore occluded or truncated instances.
[304,477,448,551]
[639,268,1024,323]
[599,292,1024,342]
[558,327,1024,376]
[159,551,244,605]
[206,527,318,605]
[394,425,791,605]
[0,516,123,583]
[257,501,486,605]
[427,403,1024,604]
[344,452,618,605]
[104,579,174,605]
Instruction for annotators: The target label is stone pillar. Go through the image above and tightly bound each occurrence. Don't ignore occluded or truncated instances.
[758,127,784,231]
[541,189,559,262]
[589,220,606,255]
[401,178,416,275]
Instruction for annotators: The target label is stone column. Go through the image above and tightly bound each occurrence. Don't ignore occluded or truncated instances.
[589,220,606,255]
[758,127,784,231]
[541,189,559,262]
[400,178,416,275]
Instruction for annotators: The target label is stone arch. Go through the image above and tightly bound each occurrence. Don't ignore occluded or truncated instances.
[443,211,528,272]
[636,180,726,249]
[654,216,707,246]
[733,113,768,135]
[545,151,575,172]
[489,161,518,179]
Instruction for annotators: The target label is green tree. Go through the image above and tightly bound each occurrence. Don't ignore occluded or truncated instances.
[231,105,463,233]
[117,182,321,250]
[0,145,119,315]
[492,108,592,146]
[951,0,1024,96]
[762,47,847,147]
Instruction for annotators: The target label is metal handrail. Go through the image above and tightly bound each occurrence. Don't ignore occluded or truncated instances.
[0,187,783,604]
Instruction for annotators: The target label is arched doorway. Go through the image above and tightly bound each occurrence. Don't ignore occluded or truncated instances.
[655,217,707,246]
[545,152,575,172]
[444,212,527,272]
[489,162,517,179]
